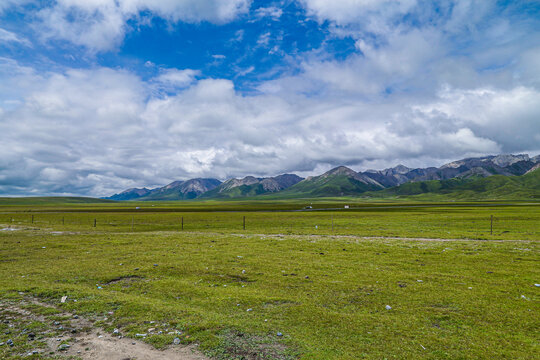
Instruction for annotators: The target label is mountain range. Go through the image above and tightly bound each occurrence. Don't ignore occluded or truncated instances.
[106,154,540,201]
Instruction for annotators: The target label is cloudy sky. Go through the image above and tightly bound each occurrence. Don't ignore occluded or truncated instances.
[0,0,539,196]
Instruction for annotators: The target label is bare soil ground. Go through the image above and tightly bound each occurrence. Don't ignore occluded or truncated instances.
[0,298,209,360]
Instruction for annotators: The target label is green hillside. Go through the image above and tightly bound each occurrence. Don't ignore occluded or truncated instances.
[141,190,199,201]
[280,174,382,197]
[200,183,270,199]
[366,168,540,200]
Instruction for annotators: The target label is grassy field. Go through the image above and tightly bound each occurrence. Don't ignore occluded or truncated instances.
[1,199,539,359]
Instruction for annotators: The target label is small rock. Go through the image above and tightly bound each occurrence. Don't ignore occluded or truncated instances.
[98,335,103,338]
[535,284,540,287]
[241,270,246,274]
[247,308,252,312]
[276,332,283,337]
[148,328,155,332]
[0,342,4,346]
[7,339,13,347]
[61,296,67,303]
[417,280,423,282]
[153,264,158,267]
[173,337,181,345]
[132,342,136,345]
[134,268,139,271]
[385,305,392,310]
[135,333,147,337]
[113,329,119,335]
[73,315,79,319]
[28,333,35,340]
[58,344,70,351]
[54,321,60,325]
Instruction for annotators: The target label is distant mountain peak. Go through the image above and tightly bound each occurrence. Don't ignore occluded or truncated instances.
[324,166,357,177]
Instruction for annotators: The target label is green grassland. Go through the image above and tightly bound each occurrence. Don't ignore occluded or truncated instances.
[1,200,539,359]
[363,168,540,201]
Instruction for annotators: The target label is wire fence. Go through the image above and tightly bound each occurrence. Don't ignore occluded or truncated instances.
[1,209,539,240]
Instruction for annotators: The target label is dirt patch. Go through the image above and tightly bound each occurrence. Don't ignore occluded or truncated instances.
[104,275,143,286]
[0,298,208,360]
[210,330,295,360]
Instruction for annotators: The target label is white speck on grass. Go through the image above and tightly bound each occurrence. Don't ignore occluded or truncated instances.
[385,305,392,310]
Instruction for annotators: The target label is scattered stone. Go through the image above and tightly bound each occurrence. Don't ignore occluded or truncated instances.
[72,315,79,319]
[521,295,529,300]
[0,342,4,346]
[135,333,147,337]
[276,332,283,337]
[241,270,246,274]
[57,344,70,351]
[132,342,136,345]
[173,337,181,345]
[54,321,60,325]
[134,268,139,271]
[535,284,540,287]
[385,305,392,310]
[148,328,155,332]
[27,333,35,340]
[61,296,67,303]
[113,329,119,335]
[247,308,252,312]
[417,280,423,282]
[7,339,13,347]
[153,264,158,267]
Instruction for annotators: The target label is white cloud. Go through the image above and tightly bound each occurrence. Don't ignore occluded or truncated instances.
[0,0,33,14]
[299,0,417,27]
[154,68,200,89]
[254,6,283,20]
[1,58,538,196]
[0,28,31,46]
[36,0,251,52]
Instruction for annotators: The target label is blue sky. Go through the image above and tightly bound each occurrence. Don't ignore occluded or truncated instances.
[0,0,539,196]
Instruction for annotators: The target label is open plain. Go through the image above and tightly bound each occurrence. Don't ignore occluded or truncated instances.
[0,199,539,359]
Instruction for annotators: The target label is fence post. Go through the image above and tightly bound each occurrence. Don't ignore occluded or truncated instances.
[243,216,246,230]
[132,216,134,231]
[94,219,96,227]
[490,215,493,235]
[31,215,34,224]
[332,215,334,232]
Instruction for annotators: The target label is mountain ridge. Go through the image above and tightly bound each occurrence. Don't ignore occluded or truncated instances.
[105,153,540,200]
